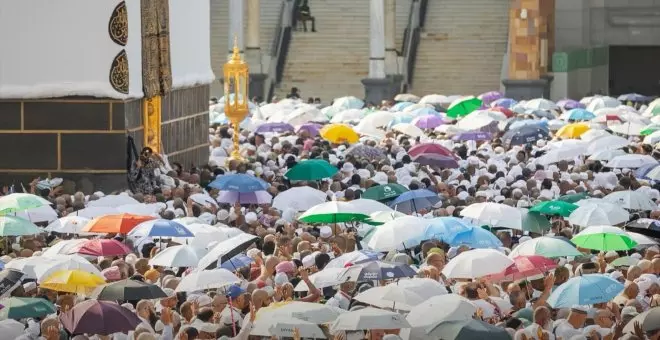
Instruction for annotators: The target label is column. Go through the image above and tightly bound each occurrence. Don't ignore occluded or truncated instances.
[384,0,398,75]
[228,0,244,57]
[362,0,392,104]
[245,0,267,100]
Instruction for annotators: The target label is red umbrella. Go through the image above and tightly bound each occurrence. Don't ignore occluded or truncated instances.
[486,255,557,282]
[491,106,515,118]
[60,300,141,335]
[82,213,155,234]
[407,143,458,159]
[73,239,132,257]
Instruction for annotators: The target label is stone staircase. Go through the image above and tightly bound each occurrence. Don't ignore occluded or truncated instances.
[209,0,283,98]
[275,0,370,103]
[411,0,509,96]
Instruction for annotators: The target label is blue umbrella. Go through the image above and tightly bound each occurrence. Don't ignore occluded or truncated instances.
[502,125,550,146]
[129,219,194,238]
[387,115,413,128]
[635,163,660,179]
[423,217,475,241]
[557,99,585,110]
[452,131,492,141]
[254,122,294,134]
[389,189,440,214]
[219,254,254,271]
[547,274,624,308]
[448,226,503,249]
[343,261,417,281]
[208,174,269,193]
[390,101,415,112]
[491,98,517,108]
[618,93,649,102]
[566,109,595,121]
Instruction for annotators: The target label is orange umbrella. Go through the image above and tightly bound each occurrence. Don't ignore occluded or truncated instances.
[81,213,154,234]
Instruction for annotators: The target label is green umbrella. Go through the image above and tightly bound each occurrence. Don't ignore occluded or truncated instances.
[90,279,167,301]
[0,216,41,236]
[556,192,589,203]
[0,193,52,215]
[362,184,408,201]
[572,226,637,251]
[298,201,369,224]
[0,297,56,320]
[446,97,482,118]
[284,160,338,181]
[530,200,578,217]
[640,124,660,136]
[521,211,552,233]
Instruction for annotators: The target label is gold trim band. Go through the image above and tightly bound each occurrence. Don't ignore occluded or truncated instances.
[160,111,208,125]
[0,130,127,134]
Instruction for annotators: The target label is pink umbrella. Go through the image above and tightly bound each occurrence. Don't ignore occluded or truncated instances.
[486,255,557,282]
[73,239,132,257]
[60,300,141,335]
[407,143,458,159]
[412,115,445,129]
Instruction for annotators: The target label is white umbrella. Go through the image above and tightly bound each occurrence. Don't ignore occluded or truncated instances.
[626,232,658,246]
[172,224,231,247]
[348,199,393,214]
[360,111,396,127]
[392,123,424,138]
[455,115,496,131]
[420,94,448,105]
[325,250,383,269]
[16,205,58,223]
[189,193,219,208]
[366,216,429,251]
[87,194,138,207]
[643,130,660,145]
[331,109,365,123]
[41,239,88,257]
[580,128,611,142]
[353,285,425,310]
[354,121,386,139]
[442,249,514,279]
[525,98,558,111]
[459,202,522,225]
[294,268,346,292]
[603,190,657,210]
[396,278,448,299]
[0,319,25,338]
[330,307,410,331]
[586,96,620,111]
[175,269,241,292]
[116,203,165,216]
[262,318,327,339]
[367,211,406,224]
[45,216,92,234]
[585,135,629,154]
[298,201,366,222]
[148,245,207,268]
[509,236,582,258]
[5,257,43,279]
[254,302,344,330]
[608,122,645,136]
[395,93,420,103]
[536,145,586,165]
[587,149,627,161]
[74,206,119,219]
[272,187,327,212]
[641,165,660,181]
[568,203,630,227]
[406,294,476,328]
[196,233,258,270]
[173,217,204,225]
[34,254,101,282]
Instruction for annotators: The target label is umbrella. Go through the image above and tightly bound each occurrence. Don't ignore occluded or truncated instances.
[568,203,629,227]
[345,144,387,160]
[0,216,41,236]
[556,123,590,138]
[90,279,167,301]
[298,201,369,224]
[509,236,582,258]
[0,297,56,320]
[406,294,476,331]
[333,96,364,110]
[0,270,24,298]
[519,210,552,233]
[352,284,425,310]
[40,269,105,295]
[626,232,658,246]
[330,307,410,331]
[188,193,219,208]
[41,239,88,257]
[572,225,637,251]
[610,256,640,267]
[363,210,407,226]
[395,93,420,103]
[408,142,457,158]
[320,124,359,144]
[390,101,416,112]
[74,239,131,257]
[585,135,629,154]
[557,99,585,110]
[362,184,408,201]
[81,213,155,234]
[525,98,558,111]
[45,216,93,235]
[446,96,482,118]
[197,233,258,270]
[175,269,241,292]
[547,274,624,308]
[254,122,294,134]
[625,218,660,238]
[219,254,254,271]
[529,200,578,217]
[607,154,658,169]
[16,205,58,223]
[622,307,660,334]
[491,98,517,108]
[392,123,424,138]
[486,255,557,282]
[285,159,338,181]
[0,193,51,214]
[412,115,445,129]
[0,319,27,338]
[460,202,523,226]
[272,187,327,212]
[478,91,503,104]
[339,261,417,282]
[252,302,343,338]
[127,219,193,238]
[447,226,503,249]
[423,217,475,240]
[33,254,102,283]
[262,318,327,339]
[59,300,142,335]
[208,174,269,193]
[148,245,207,268]
[366,216,429,251]
[426,319,511,340]
[294,268,347,292]
[452,131,492,141]
[389,189,440,214]
[87,195,139,207]
[348,199,393,215]
[588,149,627,161]
[442,249,514,279]
[603,190,657,210]
[296,123,321,136]
[502,125,550,146]
[326,250,382,269]
[74,206,119,219]
[216,190,272,205]
[566,108,595,121]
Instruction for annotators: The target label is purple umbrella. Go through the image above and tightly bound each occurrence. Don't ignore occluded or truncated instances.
[413,115,445,129]
[490,98,517,109]
[557,99,585,110]
[296,123,322,137]
[216,190,272,205]
[478,91,503,105]
[254,122,294,134]
[453,131,492,141]
[59,300,142,335]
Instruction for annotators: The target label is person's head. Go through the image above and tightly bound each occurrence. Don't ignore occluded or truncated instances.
[509,290,526,310]
[534,306,551,329]
[623,281,639,299]
[212,295,228,313]
[425,252,445,272]
[595,308,615,329]
[136,299,155,320]
[567,306,588,328]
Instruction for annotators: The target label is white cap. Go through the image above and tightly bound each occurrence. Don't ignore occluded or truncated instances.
[245,212,258,224]
[319,226,332,238]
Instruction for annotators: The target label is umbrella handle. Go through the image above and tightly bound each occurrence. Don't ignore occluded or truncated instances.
[228,297,236,336]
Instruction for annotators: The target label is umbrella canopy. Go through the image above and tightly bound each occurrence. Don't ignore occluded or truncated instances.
[45,216,93,235]
[74,239,132,257]
[389,189,440,214]
[59,300,142,335]
[352,284,425,310]
[41,239,88,257]
[33,254,102,283]
[216,190,272,205]
[509,236,582,258]
[175,269,241,292]
[208,174,269,193]
[128,219,193,238]
[446,96,482,118]
[556,123,590,138]
[423,217,475,240]
[320,124,359,144]
[339,261,417,282]
[90,279,167,301]
[345,144,387,160]
[519,210,552,233]
[446,226,503,249]
[427,319,511,340]
[565,108,595,121]
[442,249,514,279]
[81,213,155,234]
[460,202,523,226]
[362,183,409,201]
[326,250,382,269]
[40,269,105,295]
[568,202,629,227]
[285,159,338,181]
[254,122,294,134]
[148,245,207,268]
[603,190,657,210]
[272,186,327,212]
[572,225,637,251]
[219,254,254,271]
[0,297,56,320]
[622,307,660,334]
[547,274,624,308]
[502,125,550,146]
[0,270,23,298]
[607,154,658,169]
[298,201,369,224]
[366,216,429,251]
[330,307,410,331]
[408,143,459,168]
[486,255,557,282]
[529,200,578,217]
[296,123,322,136]
[197,233,258,270]
[412,114,445,130]
[407,294,476,330]
[0,193,51,214]
[452,131,492,141]
[0,216,41,236]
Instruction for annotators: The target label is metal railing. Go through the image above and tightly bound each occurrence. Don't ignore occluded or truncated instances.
[266,0,296,102]
[400,0,428,92]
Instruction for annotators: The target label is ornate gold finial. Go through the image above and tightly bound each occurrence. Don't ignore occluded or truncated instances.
[230,35,241,62]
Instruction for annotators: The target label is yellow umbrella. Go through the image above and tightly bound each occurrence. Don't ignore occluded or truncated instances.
[556,123,590,139]
[40,269,105,295]
[320,124,359,144]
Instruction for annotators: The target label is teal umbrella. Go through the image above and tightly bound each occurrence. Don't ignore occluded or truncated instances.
[530,200,578,217]
[0,193,51,215]
[0,297,56,320]
[521,211,552,233]
[285,160,338,181]
[557,192,589,203]
[362,184,409,201]
[0,216,42,236]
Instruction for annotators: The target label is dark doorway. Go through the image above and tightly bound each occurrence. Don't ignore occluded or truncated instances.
[609,46,660,97]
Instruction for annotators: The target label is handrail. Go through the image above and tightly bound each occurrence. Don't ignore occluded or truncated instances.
[266,0,295,102]
[400,0,424,92]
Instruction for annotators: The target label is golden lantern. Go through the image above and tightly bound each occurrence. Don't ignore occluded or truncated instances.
[223,36,249,161]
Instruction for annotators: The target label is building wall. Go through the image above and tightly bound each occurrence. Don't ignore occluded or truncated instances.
[550,46,608,100]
